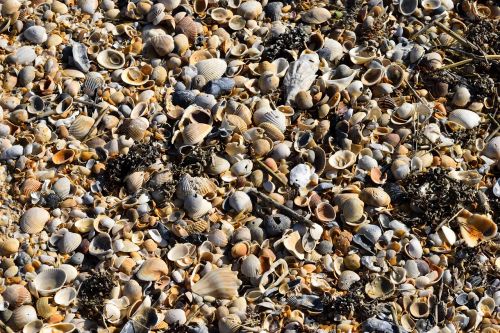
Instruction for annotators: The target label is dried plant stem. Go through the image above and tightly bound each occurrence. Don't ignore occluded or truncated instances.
[434,21,479,51]
[255,159,288,187]
[74,98,105,109]
[82,104,109,141]
[440,55,500,70]
[436,207,464,231]
[248,189,314,226]
[486,114,500,142]
[409,16,444,40]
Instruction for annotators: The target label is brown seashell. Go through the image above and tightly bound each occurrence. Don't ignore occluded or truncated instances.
[192,268,242,299]
[20,178,42,197]
[231,242,250,258]
[359,187,391,207]
[36,297,57,319]
[151,34,175,57]
[315,202,336,223]
[458,211,498,247]
[69,115,94,140]
[225,114,248,133]
[0,238,20,255]
[182,123,212,145]
[119,117,149,141]
[175,15,198,42]
[52,149,76,165]
[259,122,285,141]
[2,284,32,308]
[136,258,169,281]
[185,220,210,234]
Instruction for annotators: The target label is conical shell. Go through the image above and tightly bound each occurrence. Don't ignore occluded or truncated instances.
[136,258,169,281]
[192,268,242,299]
[34,268,67,296]
[97,49,126,69]
[182,123,212,145]
[20,207,50,234]
[195,59,228,82]
[2,284,32,308]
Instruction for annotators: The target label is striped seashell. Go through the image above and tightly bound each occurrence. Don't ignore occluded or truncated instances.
[34,268,67,296]
[58,264,78,283]
[147,3,166,25]
[20,178,42,196]
[182,123,212,145]
[151,34,174,57]
[125,171,146,193]
[219,314,241,333]
[36,297,57,319]
[192,268,242,299]
[377,95,397,110]
[195,58,227,82]
[69,115,94,140]
[175,15,198,42]
[2,284,32,308]
[20,207,50,234]
[225,114,248,133]
[57,231,82,253]
[119,117,149,141]
[254,109,286,132]
[226,101,252,125]
[82,72,105,97]
[185,220,210,234]
[8,305,38,331]
[259,122,285,141]
[208,229,228,247]
[136,257,169,281]
[240,254,261,278]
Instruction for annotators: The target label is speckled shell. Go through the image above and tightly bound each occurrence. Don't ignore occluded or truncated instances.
[192,268,242,299]
[283,53,320,104]
[69,115,94,140]
[20,207,50,234]
[136,258,169,281]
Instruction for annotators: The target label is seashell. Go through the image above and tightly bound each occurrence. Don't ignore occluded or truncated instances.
[361,68,384,86]
[483,136,500,160]
[447,170,482,186]
[349,46,377,65]
[123,280,142,304]
[54,287,77,306]
[341,197,364,223]
[160,0,181,11]
[477,296,495,317]
[0,237,19,255]
[1,0,21,15]
[458,211,497,247]
[399,0,418,15]
[283,53,320,104]
[240,254,261,279]
[78,0,98,14]
[225,114,248,133]
[20,207,50,234]
[69,115,94,140]
[301,7,331,24]
[23,26,48,44]
[315,202,336,223]
[151,34,174,57]
[147,3,166,25]
[184,194,212,219]
[207,155,231,175]
[82,72,105,96]
[192,268,242,299]
[385,64,405,88]
[22,319,43,333]
[57,231,82,254]
[405,238,423,259]
[365,276,395,299]
[452,86,471,107]
[34,268,67,296]
[228,191,253,213]
[228,15,246,31]
[36,297,56,319]
[58,265,77,284]
[338,270,360,290]
[448,109,481,129]
[219,314,241,333]
[72,43,91,73]
[194,0,208,14]
[122,67,149,86]
[231,159,253,177]
[175,15,198,42]
[422,0,442,11]
[289,163,313,188]
[97,49,126,69]
[136,258,169,281]
[195,59,227,82]
[164,309,186,325]
[20,178,42,197]
[254,109,287,132]
[2,284,31,308]
[359,187,391,207]
[39,323,76,333]
[120,117,149,141]
[8,305,38,331]
[409,300,430,318]
[89,233,113,258]
[237,0,263,20]
[125,171,146,193]
[182,123,212,145]
[329,150,356,169]
[260,122,285,141]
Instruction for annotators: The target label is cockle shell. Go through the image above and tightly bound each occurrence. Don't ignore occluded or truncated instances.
[228,191,253,213]
[0,238,19,255]
[151,34,174,56]
[301,7,331,24]
[192,268,242,299]
[136,258,169,281]
[175,14,198,42]
[8,305,38,331]
[20,207,50,234]
[283,53,320,104]
[195,58,227,82]
[34,268,67,296]
[208,229,229,248]
[219,314,241,333]
[57,231,82,253]
[2,285,32,308]
[89,233,113,258]
[69,115,94,140]
[82,71,104,96]
[184,194,212,219]
[240,254,261,278]
[182,123,212,145]
[97,49,126,69]
[230,159,253,177]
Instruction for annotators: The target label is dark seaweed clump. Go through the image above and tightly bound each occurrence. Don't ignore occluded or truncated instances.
[262,25,309,61]
[78,273,115,322]
[99,142,162,193]
[465,19,500,54]
[398,168,478,226]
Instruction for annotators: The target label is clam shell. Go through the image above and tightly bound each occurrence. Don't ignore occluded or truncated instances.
[57,231,82,253]
[20,207,50,234]
[164,309,186,325]
[2,284,32,308]
[54,287,77,306]
[301,7,331,24]
[79,0,98,14]
[228,191,252,213]
[338,270,361,290]
[207,155,231,175]
[192,268,242,299]
[119,117,149,141]
[8,305,38,331]
[121,67,149,86]
[449,109,481,129]
[459,212,497,247]
[483,136,500,160]
[228,15,246,30]
[230,159,253,177]
[23,26,48,44]
[182,123,212,145]
[58,264,78,283]
[184,194,212,219]
[175,15,198,42]
[365,276,395,299]
[72,42,91,73]
[89,232,113,258]
[151,34,174,57]
[349,46,377,65]
[136,258,169,281]
[360,187,391,207]
[329,150,356,169]
[399,0,418,15]
[195,58,228,82]
[69,115,94,140]
[240,254,262,278]
[39,323,76,333]
[167,243,194,261]
[208,229,228,248]
[361,68,384,86]
[341,197,364,223]
[97,49,126,69]
[0,237,20,255]
[22,319,43,333]
[147,3,165,25]
[237,0,263,20]
[34,268,67,296]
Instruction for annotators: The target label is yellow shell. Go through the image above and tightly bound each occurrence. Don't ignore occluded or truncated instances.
[52,149,76,165]
[36,297,57,319]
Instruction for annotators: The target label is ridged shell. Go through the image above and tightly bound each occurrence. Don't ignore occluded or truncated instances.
[97,49,126,69]
[176,174,217,199]
[208,229,229,247]
[20,207,50,234]
[147,3,165,25]
[185,220,210,234]
[119,117,149,141]
[195,59,228,82]
[57,231,82,253]
[54,287,77,306]
[260,122,285,141]
[283,53,320,104]
[240,254,261,278]
[34,268,67,296]
[182,123,212,145]
[8,305,38,331]
[254,109,286,132]
[2,284,32,308]
[301,7,331,24]
[219,314,241,333]
[192,268,242,299]
[175,15,198,42]
[82,72,105,96]
[69,115,94,140]
[184,194,212,219]
[225,114,248,133]
[226,102,252,125]
[151,34,174,57]
[125,171,145,193]
[20,178,42,197]
[136,258,169,281]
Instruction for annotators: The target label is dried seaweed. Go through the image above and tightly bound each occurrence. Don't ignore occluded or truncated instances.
[78,273,115,322]
[262,25,309,61]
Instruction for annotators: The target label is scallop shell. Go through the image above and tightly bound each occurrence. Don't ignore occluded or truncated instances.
[82,72,105,96]
[240,254,262,278]
[121,67,149,86]
[97,49,126,69]
[208,229,229,248]
[195,58,227,82]
[136,258,169,281]
[283,53,320,104]
[69,115,94,140]
[20,207,50,234]
[54,287,77,306]
[151,34,174,57]
[182,123,212,145]
[8,305,38,331]
[301,7,331,24]
[192,268,242,299]
[2,284,32,308]
[34,268,67,296]
[175,15,198,42]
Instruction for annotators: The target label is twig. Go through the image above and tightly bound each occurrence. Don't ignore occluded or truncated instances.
[440,55,500,70]
[82,104,109,141]
[436,207,464,231]
[74,98,105,109]
[255,159,288,187]
[486,114,500,142]
[409,15,444,40]
[434,21,479,51]
[247,189,314,226]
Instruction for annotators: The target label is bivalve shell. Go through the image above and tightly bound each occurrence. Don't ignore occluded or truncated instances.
[20,207,50,234]
[136,258,169,281]
[33,268,67,296]
[97,49,126,69]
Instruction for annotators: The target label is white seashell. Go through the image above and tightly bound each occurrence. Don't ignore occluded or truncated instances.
[338,270,361,290]
[448,109,481,129]
[69,115,94,140]
[237,0,263,20]
[182,123,212,145]
[219,314,241,333]
[22,319,43,333]
[289,164,313,188]
[167,243,194,261]
[184,194,212,219]
[20,207,50,234]
[54,287,77,306]
[240,254,262,278]
[136,257,169,281]
[452,86,471,107]
[253,109,287,132]
[195,58,228,82]
[34,268,67,296]
[192,268,242,299]
[9,305,38,331]
[483,136,500,160]
[329,150,356,169]
[79,0,98,14]
[23,26,48,44]
[53,177,71,199]
[207,155,230,175]
[58,264,78,283]
[57,231,82,254]
[13,46,37,65]
[349,46,377,65]
[164,309,187,325]
[230,159,253,177]
[97,49,126,69]
[283,53,320,104]
[89,233,113,258]
[151,34,174,57]
[405,238,423,259]
[228,191,252,213]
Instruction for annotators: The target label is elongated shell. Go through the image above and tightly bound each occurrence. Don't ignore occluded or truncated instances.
[97,49,126,69]
[69,115,94,140]
[283,53,320,104]
[34,268,67,296]
[136,258,169,281]
[20,207,50,234]
[192,268,242,299]
[195,58,227,82]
